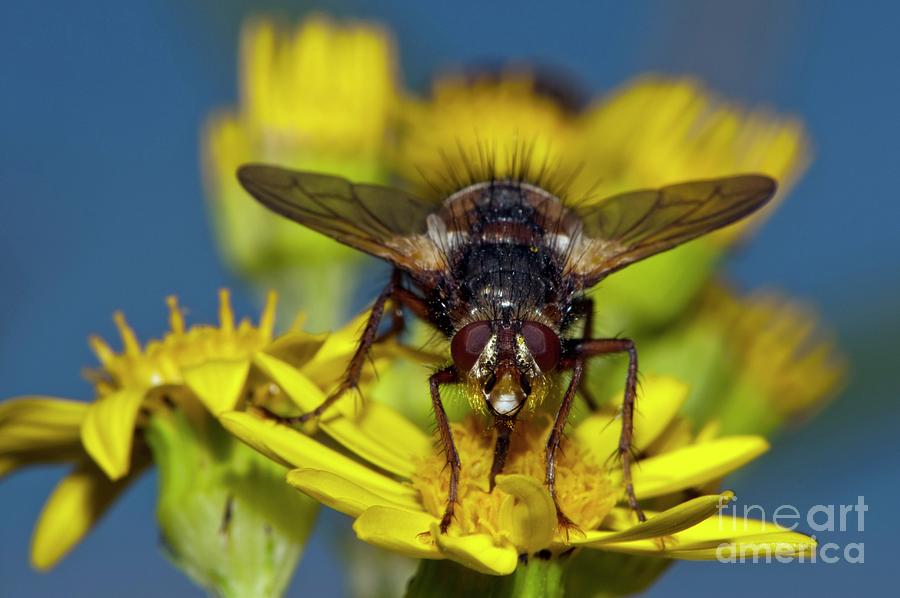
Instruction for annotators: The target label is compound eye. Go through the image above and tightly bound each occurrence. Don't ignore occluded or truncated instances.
[450,321,492,372]
[521,322,561,372]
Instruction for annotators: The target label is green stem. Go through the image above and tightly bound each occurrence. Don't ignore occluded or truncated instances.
[509,556,566,598]
[405,556,567,598]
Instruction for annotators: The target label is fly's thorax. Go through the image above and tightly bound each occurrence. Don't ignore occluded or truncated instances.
[431,180,582,253]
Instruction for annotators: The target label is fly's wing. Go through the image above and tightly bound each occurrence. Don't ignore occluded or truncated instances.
[237,164,444,271]
[566,174,777,286]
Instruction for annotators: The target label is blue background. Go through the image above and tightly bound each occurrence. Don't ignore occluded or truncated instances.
[1,1,897,596]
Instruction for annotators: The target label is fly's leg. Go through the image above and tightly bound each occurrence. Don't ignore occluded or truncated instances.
[570,297,600,411]
[374,301,404,343]
[375,285,432,343]
[546,358,584,535]
[430,366,461,533]
[573,338,646,523]
[260,269,428,424]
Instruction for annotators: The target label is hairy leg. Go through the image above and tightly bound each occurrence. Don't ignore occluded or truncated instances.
[262,269,429,424]
[374,279,431,343]
[573,338,646,522]
[430,366,461,533]
[545,359,584,532]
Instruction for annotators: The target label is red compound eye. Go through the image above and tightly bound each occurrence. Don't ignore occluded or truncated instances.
[521,322,561,372]
[450,321,492,371]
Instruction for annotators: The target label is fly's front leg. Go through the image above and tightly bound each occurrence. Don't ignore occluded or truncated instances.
[430,366,461,533]
[573,337,646,522]
[260,270,406,425]
[546,359,584,534]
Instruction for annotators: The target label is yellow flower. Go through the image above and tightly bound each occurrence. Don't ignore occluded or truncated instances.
[395,71,577,198]
[203,15,400,328]
[0,290,365,578]
[81,289,278,479]
[574,76,809,242]
[221,373,815,576]
[705,287,847,433]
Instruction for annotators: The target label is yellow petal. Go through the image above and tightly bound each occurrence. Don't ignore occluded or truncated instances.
[661,510,788,540]
[263,331,328,367]
[581,501,815,560]
[287,468,421,517]
[430,522,519,575]
[353,506,443,560]
[623,436,769,498]
[253,352,428,476]
[219,411,413,498]
[182,359,251,414]
[254,351,354,416]
[596,530,816,561]
[0,397,87,467]
[495,474,556,554]
[80,388,147,479]
[666,531,817,560]
[575,492,734,546]
[575,376,689,459]
[30,460,142,570]
[301,310,369,373]
[352,401,431,466]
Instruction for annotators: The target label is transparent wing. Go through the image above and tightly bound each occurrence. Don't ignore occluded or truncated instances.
[567,174,777,285]
[237,164,444,270]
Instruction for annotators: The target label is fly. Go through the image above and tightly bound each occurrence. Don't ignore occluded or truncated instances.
[237,164,776,532]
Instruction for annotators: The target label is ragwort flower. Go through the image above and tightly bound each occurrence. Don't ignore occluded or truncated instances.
[394,71,578,197]
[221,369,815,581]
[0,290,369,596]
[693,286,847,434]
[203,15,400,328]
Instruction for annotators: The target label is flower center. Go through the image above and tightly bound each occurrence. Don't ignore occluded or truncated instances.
[410,416,617,545]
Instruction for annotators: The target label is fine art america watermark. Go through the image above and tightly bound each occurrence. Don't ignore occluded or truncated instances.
[714,495,867,564]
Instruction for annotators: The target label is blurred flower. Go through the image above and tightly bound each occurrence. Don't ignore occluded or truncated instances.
[203,15,400,329]
[586,284,845,436]
[221,374,814,587]
[575,77,808,232]
[394,71,577,198]
[0,397,146,570]
[0,291,373,596]
[699,287,846,434]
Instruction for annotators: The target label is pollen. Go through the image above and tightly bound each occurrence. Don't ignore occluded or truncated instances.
[410,415,617,545]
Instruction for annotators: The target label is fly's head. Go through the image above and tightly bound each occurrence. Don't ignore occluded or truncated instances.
[450,320,561,419]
